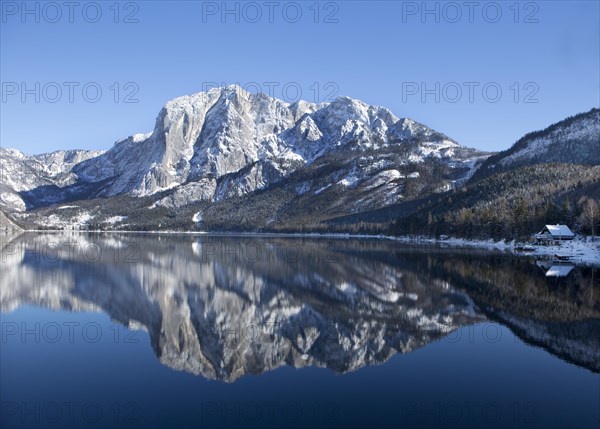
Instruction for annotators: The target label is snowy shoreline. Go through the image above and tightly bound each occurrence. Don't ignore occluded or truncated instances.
[15,228,600,267]
[389,235,600,266]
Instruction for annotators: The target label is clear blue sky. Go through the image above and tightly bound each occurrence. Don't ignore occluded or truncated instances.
[1,0,599,155]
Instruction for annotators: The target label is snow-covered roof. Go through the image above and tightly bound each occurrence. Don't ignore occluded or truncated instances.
[543,224,575,237]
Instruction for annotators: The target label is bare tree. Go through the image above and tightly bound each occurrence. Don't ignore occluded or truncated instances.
[580,198,599,238]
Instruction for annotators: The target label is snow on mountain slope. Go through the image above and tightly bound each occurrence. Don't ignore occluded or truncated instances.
[1,85,483,221]
[0,148,103,211]
[0,210,22,231]
[474,108,599,180]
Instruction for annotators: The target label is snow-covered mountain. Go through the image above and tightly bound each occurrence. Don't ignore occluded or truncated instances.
[71,86,469,200]
[1,85,486,230]
[0,148,103,211]
[474,108,599,179]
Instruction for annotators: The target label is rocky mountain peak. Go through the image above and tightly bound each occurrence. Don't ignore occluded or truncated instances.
[0,86,488,229]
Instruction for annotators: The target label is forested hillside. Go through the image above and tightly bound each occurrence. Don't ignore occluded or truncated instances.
[390,164,600,239]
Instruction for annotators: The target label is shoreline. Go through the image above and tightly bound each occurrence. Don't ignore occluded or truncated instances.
[7,228,600,267]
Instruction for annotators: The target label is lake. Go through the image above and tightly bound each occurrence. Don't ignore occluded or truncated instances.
[1,232,599,429]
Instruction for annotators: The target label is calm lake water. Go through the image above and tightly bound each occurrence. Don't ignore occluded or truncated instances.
[1,232,599,429]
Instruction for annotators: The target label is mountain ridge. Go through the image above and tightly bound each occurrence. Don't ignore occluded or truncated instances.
[472,107,599,180]
[1,85,487,231]
[1,86,597,234]
[1,85,473,210]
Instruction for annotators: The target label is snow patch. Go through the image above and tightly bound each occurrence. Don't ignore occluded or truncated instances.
[132,132,152,143]
[103,216,127,224]
[0,193,26,211]
[314,184,331,195]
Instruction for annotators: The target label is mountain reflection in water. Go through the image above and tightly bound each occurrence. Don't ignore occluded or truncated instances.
[1,232,599,381]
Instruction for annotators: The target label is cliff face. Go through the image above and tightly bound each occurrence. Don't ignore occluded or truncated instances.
[1,86,486,231]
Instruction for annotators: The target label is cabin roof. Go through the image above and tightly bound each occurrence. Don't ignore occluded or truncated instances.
[542,224,575,237]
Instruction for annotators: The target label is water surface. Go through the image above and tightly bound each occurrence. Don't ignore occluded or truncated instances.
[1,233,599,428]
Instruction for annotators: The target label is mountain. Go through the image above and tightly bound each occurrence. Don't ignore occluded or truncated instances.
[387,108,600,239]
[213,105,600,237]
[0,210,22,231]
[323,108,600,239]
[1,85,487,230]
[473,108,600,180]
[0,148,103,211]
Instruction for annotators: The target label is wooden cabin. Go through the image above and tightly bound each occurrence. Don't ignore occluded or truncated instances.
[535,224,575,243]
